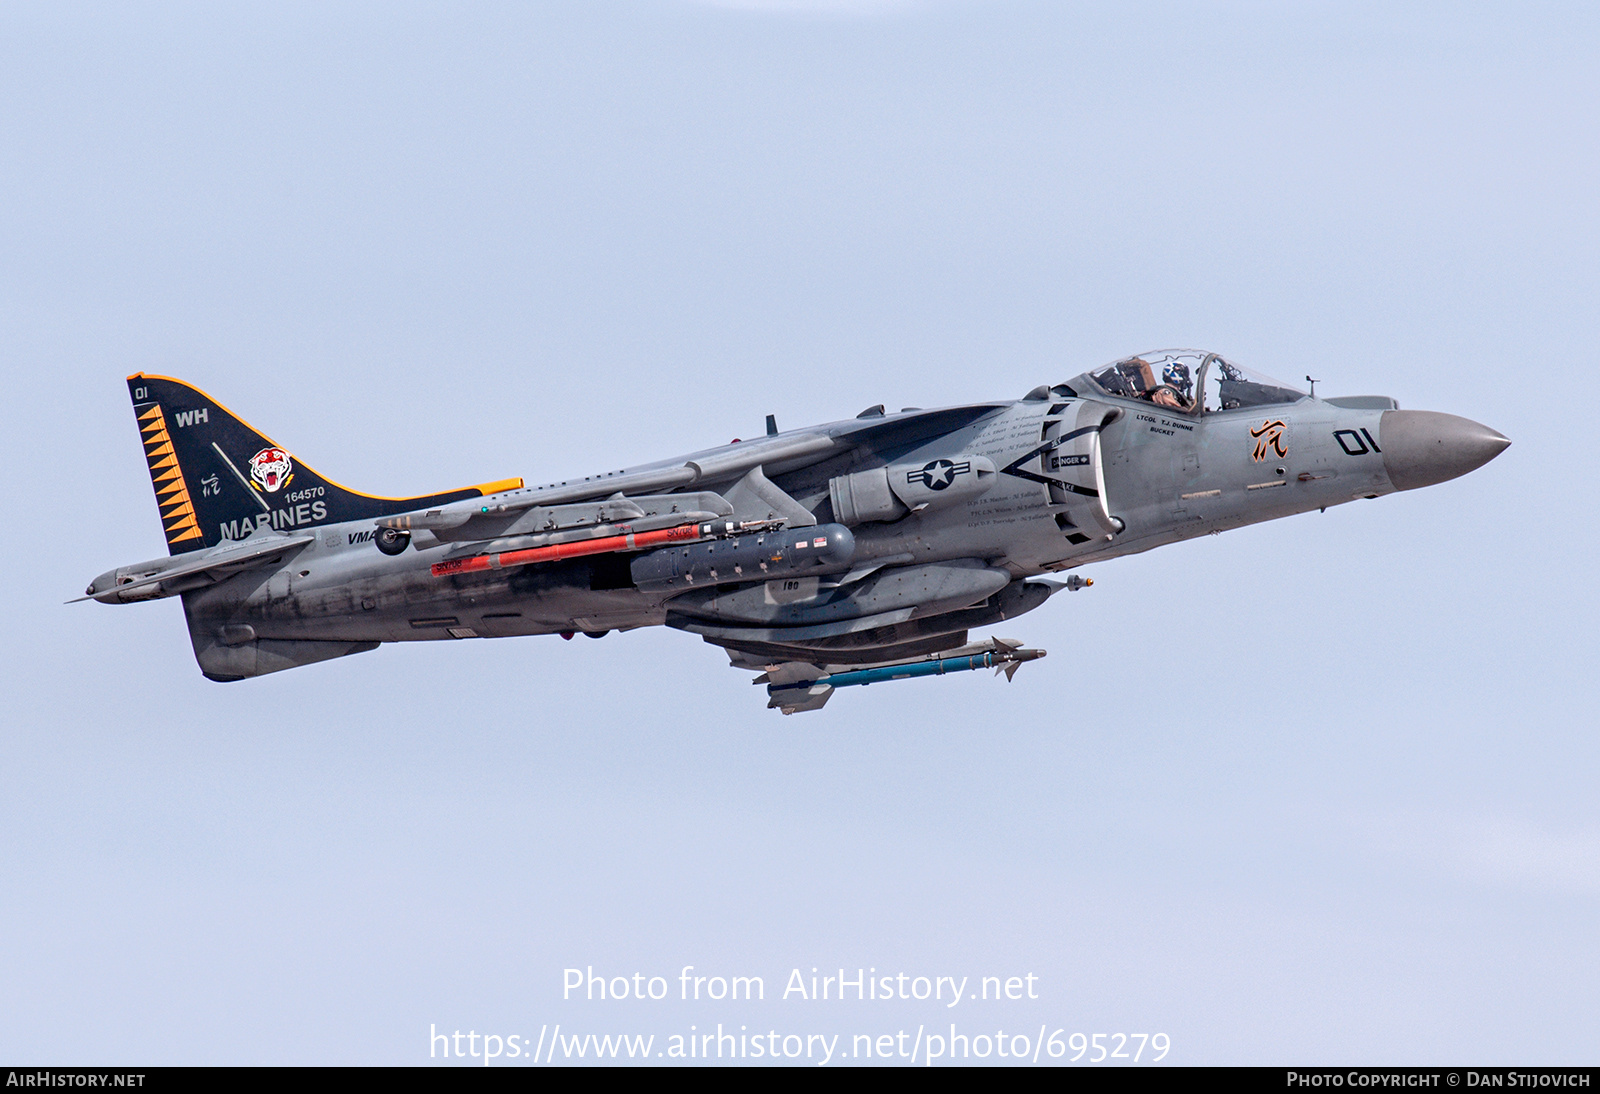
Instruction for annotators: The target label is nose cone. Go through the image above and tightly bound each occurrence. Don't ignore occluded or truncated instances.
[1380,410,1510,491]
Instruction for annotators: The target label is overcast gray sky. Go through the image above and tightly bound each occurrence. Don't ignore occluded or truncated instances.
[3,0,1596,1066]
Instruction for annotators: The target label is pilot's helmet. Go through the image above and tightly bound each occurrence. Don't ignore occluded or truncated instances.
[1162,362,1193,395]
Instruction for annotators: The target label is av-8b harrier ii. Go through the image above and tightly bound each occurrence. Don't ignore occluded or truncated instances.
[79,352,1508,713]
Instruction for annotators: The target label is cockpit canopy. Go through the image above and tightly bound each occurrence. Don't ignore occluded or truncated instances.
[1076,350,1306,415]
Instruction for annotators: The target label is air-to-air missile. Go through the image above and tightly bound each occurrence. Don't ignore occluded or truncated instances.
[756,636,1053,714]
[79,352,1507,712]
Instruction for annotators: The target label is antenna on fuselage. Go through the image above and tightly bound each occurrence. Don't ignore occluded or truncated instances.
[1306,375,1320,398]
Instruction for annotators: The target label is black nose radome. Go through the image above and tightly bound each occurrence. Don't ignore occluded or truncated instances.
[1380,410,1510,492]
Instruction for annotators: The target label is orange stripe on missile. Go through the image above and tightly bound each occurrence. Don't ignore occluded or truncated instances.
[431,522,703,578]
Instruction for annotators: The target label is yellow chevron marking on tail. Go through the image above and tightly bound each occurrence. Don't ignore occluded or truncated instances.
[138,404,204,545]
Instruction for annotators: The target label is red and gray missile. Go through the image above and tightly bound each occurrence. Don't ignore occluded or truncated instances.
[429,518,795,577]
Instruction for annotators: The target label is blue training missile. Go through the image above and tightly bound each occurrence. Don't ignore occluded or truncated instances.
[763,639,1046,714]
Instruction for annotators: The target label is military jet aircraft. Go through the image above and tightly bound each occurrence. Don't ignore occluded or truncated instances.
[78,352,1508,713]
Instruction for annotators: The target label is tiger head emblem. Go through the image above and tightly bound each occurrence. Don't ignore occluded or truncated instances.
[248,447,294,492]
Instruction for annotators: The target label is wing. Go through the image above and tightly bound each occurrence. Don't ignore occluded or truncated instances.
[370,403,1008,536]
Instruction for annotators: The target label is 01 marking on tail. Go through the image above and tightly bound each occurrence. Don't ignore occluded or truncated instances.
[78,353,1508,712]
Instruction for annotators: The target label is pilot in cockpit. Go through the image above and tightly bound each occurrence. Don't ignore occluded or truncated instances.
[1148,361,1194,410]
[1091,355,1197,411]
[1162,361,1192,399]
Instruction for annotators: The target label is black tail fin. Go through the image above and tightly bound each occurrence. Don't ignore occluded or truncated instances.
[127,374,522,554]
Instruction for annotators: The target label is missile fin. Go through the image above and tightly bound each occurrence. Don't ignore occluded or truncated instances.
[770,683,833,715]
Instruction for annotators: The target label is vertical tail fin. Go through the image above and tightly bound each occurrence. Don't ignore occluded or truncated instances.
[127,374,522,554]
